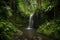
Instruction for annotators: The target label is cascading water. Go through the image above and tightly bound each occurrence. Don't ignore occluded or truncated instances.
[26,13,34,29]
[22,13,36,39]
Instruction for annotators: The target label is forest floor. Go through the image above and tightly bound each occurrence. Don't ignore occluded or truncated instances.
[12,33,54,40]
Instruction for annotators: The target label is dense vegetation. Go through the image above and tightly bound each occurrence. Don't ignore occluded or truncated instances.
[0,0,60,40]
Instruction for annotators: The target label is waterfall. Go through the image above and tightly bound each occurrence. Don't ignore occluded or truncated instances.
[22,13,36,38]
[26,13,34,29]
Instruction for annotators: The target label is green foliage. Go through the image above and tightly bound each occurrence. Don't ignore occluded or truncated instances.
[6,6,13,17]
[0,20,22,40]
[37,0,55,12]
[17,0,37,15]
[17,0,55,16]
[37,21,56,35]
[0,0,59,40]
[37,20,60,38]
[0,6,13,19]
[40,1,54,12]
